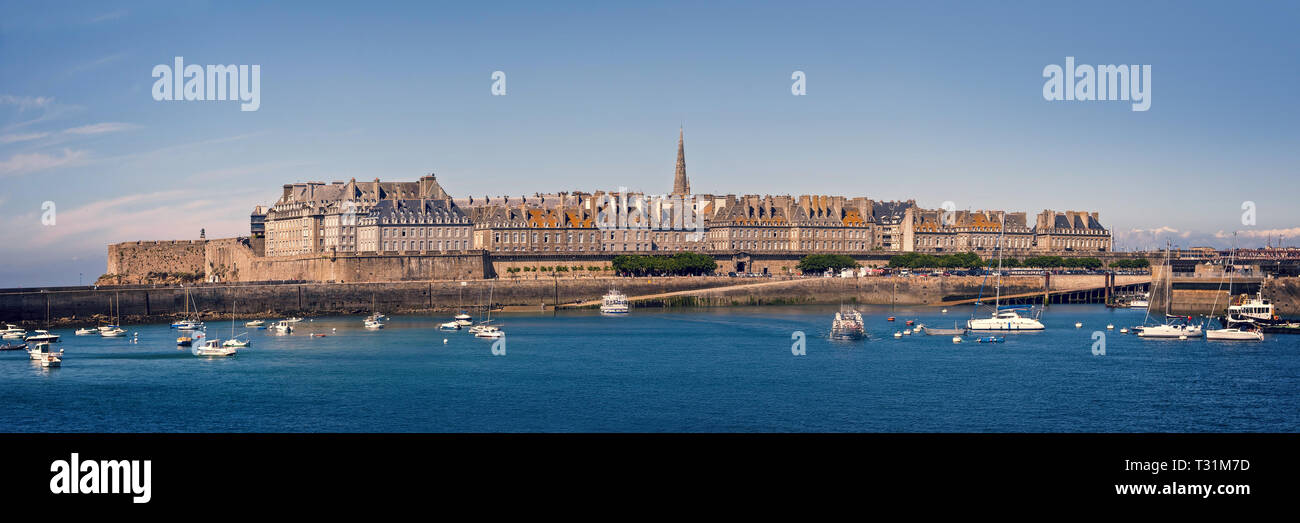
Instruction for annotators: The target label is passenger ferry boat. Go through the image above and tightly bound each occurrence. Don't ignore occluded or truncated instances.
[599,290,629,314]
[829,307,865,340]
[1222,291,1282,326]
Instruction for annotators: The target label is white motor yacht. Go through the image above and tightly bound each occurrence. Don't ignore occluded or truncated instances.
[193,339,237,357]
[28,342,62,367]
[24,330,61,343]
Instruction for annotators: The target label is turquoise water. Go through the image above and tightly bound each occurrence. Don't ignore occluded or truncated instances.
[2,304,1296,432]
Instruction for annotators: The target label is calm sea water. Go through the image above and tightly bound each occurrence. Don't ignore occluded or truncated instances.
[2,304,1296,432]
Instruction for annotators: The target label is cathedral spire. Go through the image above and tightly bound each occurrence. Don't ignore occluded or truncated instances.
[672,126,690,195]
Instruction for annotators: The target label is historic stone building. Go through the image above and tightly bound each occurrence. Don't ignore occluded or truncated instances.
[901,207,1111,253]
[706,195,874,253]
[902,209,1035,252]
[253,129,1111,262]
[1033,210,1112,252]
[356,198,472,254]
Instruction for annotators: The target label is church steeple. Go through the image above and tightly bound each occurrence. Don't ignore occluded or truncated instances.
[672,126,690,195]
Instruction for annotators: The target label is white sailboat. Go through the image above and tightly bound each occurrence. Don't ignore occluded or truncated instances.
[1205,235,1262,341]
[1136,241,1203,339]
[966,214,1044,332]
[223,291,252,348]
[364,293,385,329]
[473,284,504,338]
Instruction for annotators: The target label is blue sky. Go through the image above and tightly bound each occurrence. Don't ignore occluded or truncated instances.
[1,1,1297,286]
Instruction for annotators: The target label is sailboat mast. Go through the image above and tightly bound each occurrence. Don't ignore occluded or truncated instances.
[994,213,1006,309]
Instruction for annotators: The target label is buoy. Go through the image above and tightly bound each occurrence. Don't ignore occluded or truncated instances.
[903,330,911,335]
[1120,328,1129,334]
[893,332,902,338]
[942,309,948,314]
[443,339,448,344]
[952,336,962,343]
[1106,324,1114,330]
[1075,322,1083,328]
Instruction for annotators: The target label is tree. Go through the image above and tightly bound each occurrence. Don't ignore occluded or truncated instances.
[797,254,860,273]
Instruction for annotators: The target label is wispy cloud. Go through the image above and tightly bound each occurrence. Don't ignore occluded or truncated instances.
[63,122,138,135]
[0,132,52,145]
[0,148,88,177]
[0,94,55,111]
[17,188,261,251]
[1216,228,1300,240]
[66,52,127,74]
[89,10,127,24]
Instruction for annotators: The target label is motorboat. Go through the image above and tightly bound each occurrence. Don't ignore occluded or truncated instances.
[28,342,62,367]
[272,321,294,333]
[2,324,26,339]
[284,317,304,323]
[222,338,251,348]
[829,307,865,340]
[176,335,194,347]
[174,320,204,330]
[1130,295,1150,308]
[599,290,630,314]
[25,330,61,343]
[75,327,98,336]
[193,339,237,357]
[245,320,267,328]
[439,321,461,331]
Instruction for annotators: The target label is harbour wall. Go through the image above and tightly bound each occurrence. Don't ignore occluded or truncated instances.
[2,274,1149,327]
